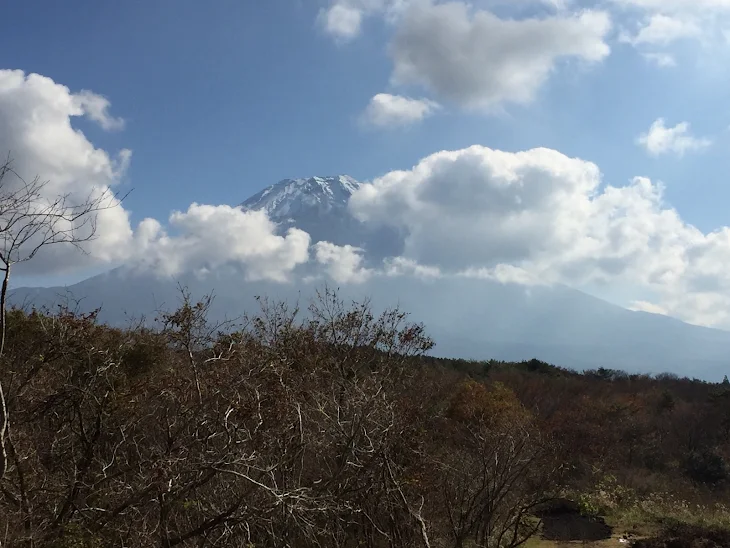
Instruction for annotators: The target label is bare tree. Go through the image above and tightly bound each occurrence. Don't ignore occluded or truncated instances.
[0,156,120,480]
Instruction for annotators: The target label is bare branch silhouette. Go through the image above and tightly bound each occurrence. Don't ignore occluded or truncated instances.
[0,154,123,481]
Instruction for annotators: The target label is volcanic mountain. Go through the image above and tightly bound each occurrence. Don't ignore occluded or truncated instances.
[9,175,730,380]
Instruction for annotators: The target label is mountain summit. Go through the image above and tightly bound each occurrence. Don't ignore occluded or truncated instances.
[241,175,400,257]
[241,175,361,221]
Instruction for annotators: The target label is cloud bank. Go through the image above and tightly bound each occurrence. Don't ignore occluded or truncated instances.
[0,69,310,282]
[347,145,730,328]
[7,69,730,331]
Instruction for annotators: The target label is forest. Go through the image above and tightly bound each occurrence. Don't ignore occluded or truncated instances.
[1,287,730,547]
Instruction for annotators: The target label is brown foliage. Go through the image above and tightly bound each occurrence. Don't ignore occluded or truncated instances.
[4,285,726,547]
[0,287,558,548]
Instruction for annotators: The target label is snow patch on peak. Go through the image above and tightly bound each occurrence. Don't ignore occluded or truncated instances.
[240,175,362,222]
[337,175,360,194]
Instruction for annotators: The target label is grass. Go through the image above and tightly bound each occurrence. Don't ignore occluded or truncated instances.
[523,478,730,548]
[578,484,730,533]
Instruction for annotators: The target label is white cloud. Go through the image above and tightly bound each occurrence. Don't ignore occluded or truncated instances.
[0,69,311,283]
[319,3,364,41]
[382,256,441,278]
[361,93,440,128]
[637,118,712,156]
[350,145,605,274]
[389,2,611,110]
[73,90,126,131]
[318,0,406,41]
[347,144,730,328]
[132,206,311,281]
[621,14,700,46]
[0,69,133,275]
[321,1,612,111]
[313,241,372,283]
[612,0,730,61]
[642,52,677,66]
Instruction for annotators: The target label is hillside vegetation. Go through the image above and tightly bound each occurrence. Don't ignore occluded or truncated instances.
[1,288,729,547]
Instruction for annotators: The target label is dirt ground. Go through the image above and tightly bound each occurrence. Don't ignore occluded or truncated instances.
[525,538,631,548]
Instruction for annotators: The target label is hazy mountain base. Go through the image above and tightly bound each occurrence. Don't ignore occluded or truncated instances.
[10,267,730,380]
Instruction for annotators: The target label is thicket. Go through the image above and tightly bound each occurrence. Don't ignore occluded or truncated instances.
[1,287,729,547]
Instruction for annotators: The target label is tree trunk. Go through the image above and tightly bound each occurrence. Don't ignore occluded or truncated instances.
[0,264,10,479]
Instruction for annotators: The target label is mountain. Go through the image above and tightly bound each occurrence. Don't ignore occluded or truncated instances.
[8,175,730,381]
[241,175,401,260]
[241,175,361,219]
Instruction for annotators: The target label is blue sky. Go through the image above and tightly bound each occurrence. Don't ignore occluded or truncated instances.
[3,0,730,326]
[2,0,729,227]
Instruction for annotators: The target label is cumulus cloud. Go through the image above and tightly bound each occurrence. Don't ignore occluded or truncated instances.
[0,69,311,283]
[320,0,611,110]
[637,118,712,156]
[313,241,372,283]
[0,69,134,275]
[347,144,730,328]
[350,146,605,273]
[132,206,310,281]
[389,2,611,109]
[361,93,440,128]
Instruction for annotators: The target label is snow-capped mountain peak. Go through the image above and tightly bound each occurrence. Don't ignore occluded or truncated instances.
[241,175,361,221]
[239,174,401,259]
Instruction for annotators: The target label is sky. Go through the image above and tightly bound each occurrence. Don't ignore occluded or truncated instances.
[2,0,730,326]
